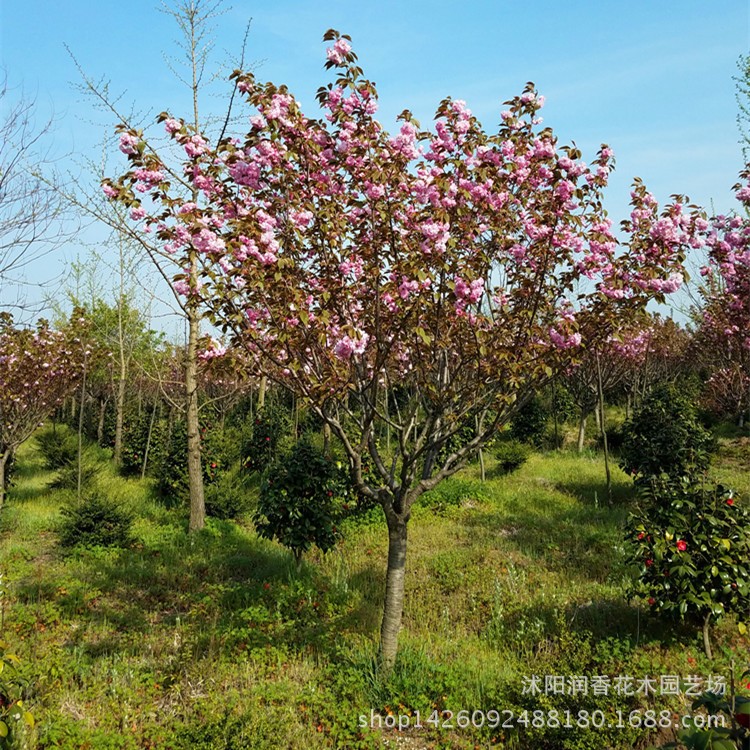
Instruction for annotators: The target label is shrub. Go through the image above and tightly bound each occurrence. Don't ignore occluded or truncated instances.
[154,419,225,502]
[47,454,101,491]
[242,402,290,473]
[254,438,350,564]
[492,439,531,475]
[58,493,134,548]
[120,409,163,477]
[204,468,254,520]
[627,478,750,657]
[619,383,713,484]
[510,395,548,446]
[35,427,78,470]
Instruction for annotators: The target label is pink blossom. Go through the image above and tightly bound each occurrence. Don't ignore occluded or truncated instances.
[164,118,182,135]
[549,328,582,349]
[184,135,208,158]
[129,206,146,221]
[173,279,191,296]
[326,38,352,65]
[119,132,139,155]
[333,331,368,360]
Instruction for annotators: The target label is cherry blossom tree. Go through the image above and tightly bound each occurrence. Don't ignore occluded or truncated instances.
[105,31,704,669]
[0,315,85,506]
[695,167,750,425]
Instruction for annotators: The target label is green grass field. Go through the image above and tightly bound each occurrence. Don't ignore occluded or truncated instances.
[1,431,748,749]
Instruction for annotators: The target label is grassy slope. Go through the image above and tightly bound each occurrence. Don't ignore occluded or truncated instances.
[1,433,748,750]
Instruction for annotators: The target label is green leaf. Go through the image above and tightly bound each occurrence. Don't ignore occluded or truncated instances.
[0,721,8,738]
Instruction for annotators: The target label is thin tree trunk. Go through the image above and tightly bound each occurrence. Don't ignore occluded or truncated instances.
[113,238,128,467]
[323,423,331,457]
[186,289,205,533]
[577,410,588,454]
[552,380,560,450]
[257,376,267,410]
[476,414,485,482]
[626,391,632,421]
[702,611,713,660]
[77,360,88,501]
[97,396,108,446]
[113,343,127,468]
[595,353,612,505]
[0,450,9,509]
[378,512,408,672]
[141,403,158,480]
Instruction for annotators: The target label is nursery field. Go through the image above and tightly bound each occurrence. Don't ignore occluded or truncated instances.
[1,427,749,750]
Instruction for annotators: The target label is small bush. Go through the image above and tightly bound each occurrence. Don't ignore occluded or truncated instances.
[597,422,626,452]
[255,438,350,563]
[492,439,530,475]
[620,383,713,484]
[205,468,254,520]
[627,478,750,655]
[48,452,100,490]
[58,494,134,548]
[36,427,78,470]
[510,395,548,446]
[243,402,290,474]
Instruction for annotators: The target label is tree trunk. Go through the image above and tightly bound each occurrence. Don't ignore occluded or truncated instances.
[113,345,127,467]
[378,512,408,672]
[77,360,88,501]
[595,353,612,505]
[258,376,267,410]
[0,450,9,509]
[702,611,713,660]
[97,396,108,446]
[577,410,588,453]
[141,403,158,480]
[186,290,205,533]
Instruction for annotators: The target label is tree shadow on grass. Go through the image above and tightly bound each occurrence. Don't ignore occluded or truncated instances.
[12,516,382,667]
[484,595,699,660]
[552,472,634,507]
[463,499,629,584]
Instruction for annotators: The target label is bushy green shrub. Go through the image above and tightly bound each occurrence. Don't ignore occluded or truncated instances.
[619,383,713,484]
[492,439,531,475]
[47,453,101,491]
[627,479,750,642]
[58,494,134,548]
[120,409,163,477]
[36,427,78,470]
[510,395,548,446]
[254,438,350,563]
[154,419,229,505]
[242,402,290,473]
[204,468,254,520]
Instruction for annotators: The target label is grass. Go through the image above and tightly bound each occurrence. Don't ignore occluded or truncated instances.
[0,429,748,749]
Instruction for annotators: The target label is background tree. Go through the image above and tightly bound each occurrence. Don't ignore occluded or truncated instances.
[106,31,705,669]
[0,314,85,506]
[694,168,750,431]
[0,77,72,312]
[61,0,253,531]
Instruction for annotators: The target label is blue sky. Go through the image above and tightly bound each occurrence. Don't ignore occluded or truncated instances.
[1,0,748,321]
